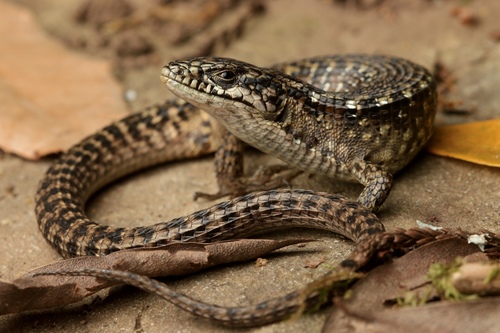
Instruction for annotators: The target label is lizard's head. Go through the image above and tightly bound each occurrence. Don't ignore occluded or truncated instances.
[161,57,289,124]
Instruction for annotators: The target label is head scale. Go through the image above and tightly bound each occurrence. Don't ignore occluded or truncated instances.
[162,57,288,121]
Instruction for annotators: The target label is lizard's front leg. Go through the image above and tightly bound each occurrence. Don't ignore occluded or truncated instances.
[195,129,301,200]
[349,160,393,212]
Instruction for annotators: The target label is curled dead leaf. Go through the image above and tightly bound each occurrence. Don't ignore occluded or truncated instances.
[0,238,312,315]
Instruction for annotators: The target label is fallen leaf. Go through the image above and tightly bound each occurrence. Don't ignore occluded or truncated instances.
[427,120,500,167]
[0,1,128,159]
[451,261,500,295]
[323,238,482,332]
[0,238,311,315]
[325,299,500,333]
[304,256,326,268]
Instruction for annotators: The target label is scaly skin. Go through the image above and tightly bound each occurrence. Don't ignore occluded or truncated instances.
[162,55,437,210]
[36,55,436,326]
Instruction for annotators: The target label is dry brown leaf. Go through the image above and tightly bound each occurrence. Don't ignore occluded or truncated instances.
[452,261,500,295]
[0,1,128,159]
[323,238,482,332]
[325,299,500,333]
[303,256,326,268]
[0,238,311,315]
[427,120,500,167]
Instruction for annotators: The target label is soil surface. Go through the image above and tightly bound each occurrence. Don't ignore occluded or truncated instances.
[1,0,499,332]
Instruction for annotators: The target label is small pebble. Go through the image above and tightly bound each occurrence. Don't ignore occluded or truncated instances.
[124,89,137,102]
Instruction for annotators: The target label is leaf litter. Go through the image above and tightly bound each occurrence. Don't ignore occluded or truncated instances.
[0,1,499,330]
[0,1,128,159]
[0,238,312,315]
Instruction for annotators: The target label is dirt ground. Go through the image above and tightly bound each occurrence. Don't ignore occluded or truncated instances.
[1,0,500,332]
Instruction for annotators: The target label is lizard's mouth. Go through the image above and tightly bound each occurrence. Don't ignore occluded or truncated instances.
[161,70,228,113]
[161,61,281,154]
[161,61,257,119]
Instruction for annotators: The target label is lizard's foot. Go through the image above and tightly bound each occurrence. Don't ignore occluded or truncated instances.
[194,165,302,201]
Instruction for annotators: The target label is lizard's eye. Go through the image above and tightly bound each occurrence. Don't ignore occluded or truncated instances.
[210,70,238,88]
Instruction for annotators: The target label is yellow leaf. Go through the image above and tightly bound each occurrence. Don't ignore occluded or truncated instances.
[427,119,500,167]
